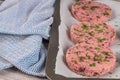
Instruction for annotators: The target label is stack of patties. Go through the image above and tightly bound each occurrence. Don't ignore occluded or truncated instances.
[65,0,116,77]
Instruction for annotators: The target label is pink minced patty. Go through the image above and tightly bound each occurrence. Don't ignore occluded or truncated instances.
[71,1,112,22]
[80,0,93,1]
[70,22,116,47]
[65,43,116,76]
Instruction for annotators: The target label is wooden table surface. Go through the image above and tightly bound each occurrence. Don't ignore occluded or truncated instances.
[0,68,48,80]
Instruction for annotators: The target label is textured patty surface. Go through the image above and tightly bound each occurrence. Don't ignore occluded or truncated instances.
[71,1,112,22]
[66,43,116,76]
[70,22,115,47]
[80,0,93,1]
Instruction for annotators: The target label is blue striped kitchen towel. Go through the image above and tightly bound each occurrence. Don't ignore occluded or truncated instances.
[0,0,55,77]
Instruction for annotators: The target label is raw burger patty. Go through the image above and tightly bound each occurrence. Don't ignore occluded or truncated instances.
[80,0,93,1]
[65,43,116,76]
[70,22,115,47]
[71,1,112,22]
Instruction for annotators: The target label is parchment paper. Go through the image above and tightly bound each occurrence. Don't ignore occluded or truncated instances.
[55,0,120,78]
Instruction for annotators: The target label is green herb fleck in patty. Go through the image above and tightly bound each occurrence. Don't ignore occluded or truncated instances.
[103,11,109,16]
[82,5,88,9]
[104,59,109,62]
[102,51,109,55]
[97,38,106,43]
[78,56,85,62]
[72,60,77,64]
[90,6,99,11]
[95,47,100,51]
[94,55,103,62]
[82,24,89,30]
[79,34,84,37]
[95,29,104,33]
[89,63,96,67]
[86,54,91,59]
[88,32,94,36]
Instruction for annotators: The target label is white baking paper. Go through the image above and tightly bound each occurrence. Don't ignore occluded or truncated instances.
[55,0,120,78]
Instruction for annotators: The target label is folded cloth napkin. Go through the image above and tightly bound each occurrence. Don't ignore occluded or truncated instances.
[0,0,55,77]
